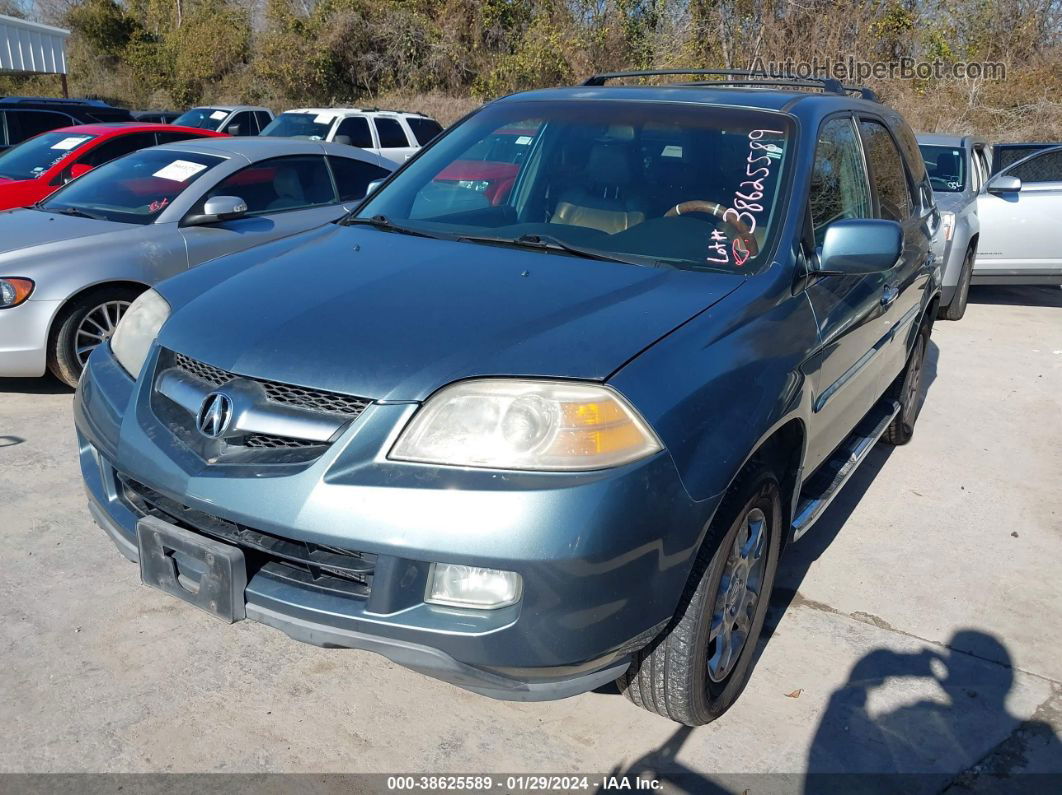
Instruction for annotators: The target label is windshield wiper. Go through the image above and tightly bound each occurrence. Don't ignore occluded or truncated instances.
[52,206,104,220]
[342,214,448,239]
[457,232,668,268]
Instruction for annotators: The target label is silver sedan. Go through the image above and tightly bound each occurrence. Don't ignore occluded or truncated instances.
[0,137,393,386]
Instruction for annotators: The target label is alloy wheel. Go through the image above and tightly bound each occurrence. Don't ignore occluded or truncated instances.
[707,506,768,682]
[902,334,926,425]
[74,300,130,366]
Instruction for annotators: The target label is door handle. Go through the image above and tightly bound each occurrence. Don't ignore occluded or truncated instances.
[881,284,900,307]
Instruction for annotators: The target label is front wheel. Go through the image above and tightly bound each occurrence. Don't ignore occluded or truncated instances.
[939,246,975,322]
[882,324,929,446]
[47,288,141,387]
[618,462,782,725]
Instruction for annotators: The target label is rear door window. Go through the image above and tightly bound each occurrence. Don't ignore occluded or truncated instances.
[197,155,337,215]
[809,117,872,245]
[254,111,273,132]
[406,117,443,146]
[374,118,409,148]
[859,119,913,222]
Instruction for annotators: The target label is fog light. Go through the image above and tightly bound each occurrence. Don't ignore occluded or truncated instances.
[426,563,522,609]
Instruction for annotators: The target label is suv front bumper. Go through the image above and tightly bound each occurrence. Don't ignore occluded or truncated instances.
[75,345,714,701]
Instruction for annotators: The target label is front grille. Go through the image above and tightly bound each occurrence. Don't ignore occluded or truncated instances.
[173,351,370,418]
[120,475,375,597]
[244,433,322,449]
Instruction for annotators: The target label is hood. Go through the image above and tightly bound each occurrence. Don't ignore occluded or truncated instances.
[158,225,744,401]
[0,208,131,258]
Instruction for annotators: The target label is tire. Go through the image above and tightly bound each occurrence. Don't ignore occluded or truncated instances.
[47,287,142,388]
[881,323,929,446]
[618,461,783,725]
[939,246,975,322]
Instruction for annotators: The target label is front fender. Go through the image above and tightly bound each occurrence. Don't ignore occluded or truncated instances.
[610,274,817,507]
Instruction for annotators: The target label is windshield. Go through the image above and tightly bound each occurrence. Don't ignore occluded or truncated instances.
[41,149,224,224]
[172,108,228,129]
[356,100,793,273]
[260,112,334,140]
[0,132,98,180]
[920,144,966,192]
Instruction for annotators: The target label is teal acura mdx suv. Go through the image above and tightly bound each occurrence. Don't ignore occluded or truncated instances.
[74,70,940,726]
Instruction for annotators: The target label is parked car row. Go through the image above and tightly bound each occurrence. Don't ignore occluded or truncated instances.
[46,71,945,727]
[0,137,394,384]
[1,72,1058,729]
[1,97,446,164]
[917,134,1062,320]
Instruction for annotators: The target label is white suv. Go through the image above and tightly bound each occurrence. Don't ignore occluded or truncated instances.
[260,108,444,164]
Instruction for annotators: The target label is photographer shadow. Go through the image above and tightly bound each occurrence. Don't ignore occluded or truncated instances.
[804,629,1062,791]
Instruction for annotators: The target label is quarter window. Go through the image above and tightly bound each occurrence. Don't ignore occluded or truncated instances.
[1007,149,1062,183]
[374,118,409,148]
[809,117,872,245]
[199,155,336,215]
[859,119,912,222]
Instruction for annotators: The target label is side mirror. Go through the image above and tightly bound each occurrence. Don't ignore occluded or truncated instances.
[183,195,248,226]
[225,124,242,136]
[817,219,902,275]
[333,134,353,146]
[366,178,386,196]
[987,174,1021,194]
[67,163,93,182]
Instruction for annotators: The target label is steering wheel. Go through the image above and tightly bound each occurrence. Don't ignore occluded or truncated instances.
[665,200,760,258]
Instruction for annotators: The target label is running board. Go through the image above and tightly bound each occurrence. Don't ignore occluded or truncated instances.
[790,399,901,542]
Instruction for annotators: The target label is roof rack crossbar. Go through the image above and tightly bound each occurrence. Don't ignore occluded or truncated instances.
[0,96,112,107]
[582,69,878,101]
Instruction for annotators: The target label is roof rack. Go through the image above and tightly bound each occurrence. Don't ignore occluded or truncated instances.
[359,107,426,116]
[0,96,115,107]
[581,69,879,101]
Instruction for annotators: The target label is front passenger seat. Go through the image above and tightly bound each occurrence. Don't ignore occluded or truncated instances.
[267,167,306,211]
[551,142,646,234]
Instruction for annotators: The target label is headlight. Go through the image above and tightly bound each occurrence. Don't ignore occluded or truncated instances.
[390,379,663,471]
[940,211,955,242]
[110,289,170,379]
[0,278,34,308]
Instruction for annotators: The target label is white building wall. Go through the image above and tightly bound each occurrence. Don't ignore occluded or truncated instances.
[0,14,70,75]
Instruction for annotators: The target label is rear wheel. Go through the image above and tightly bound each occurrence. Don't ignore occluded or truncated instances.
[47,287,141,387]
[939,246,974,321]
[882,324,929,446]
[618,461,782,725]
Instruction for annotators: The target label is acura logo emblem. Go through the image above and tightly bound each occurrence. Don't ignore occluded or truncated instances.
[196,392,233,438]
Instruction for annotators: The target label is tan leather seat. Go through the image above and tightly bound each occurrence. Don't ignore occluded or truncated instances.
[550,141,645,234]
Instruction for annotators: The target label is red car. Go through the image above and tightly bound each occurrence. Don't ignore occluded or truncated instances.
[0,123,226,211]
[432,127,537,205]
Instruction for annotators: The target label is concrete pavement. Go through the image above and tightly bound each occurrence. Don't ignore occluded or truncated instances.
[1,285,1059,790]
